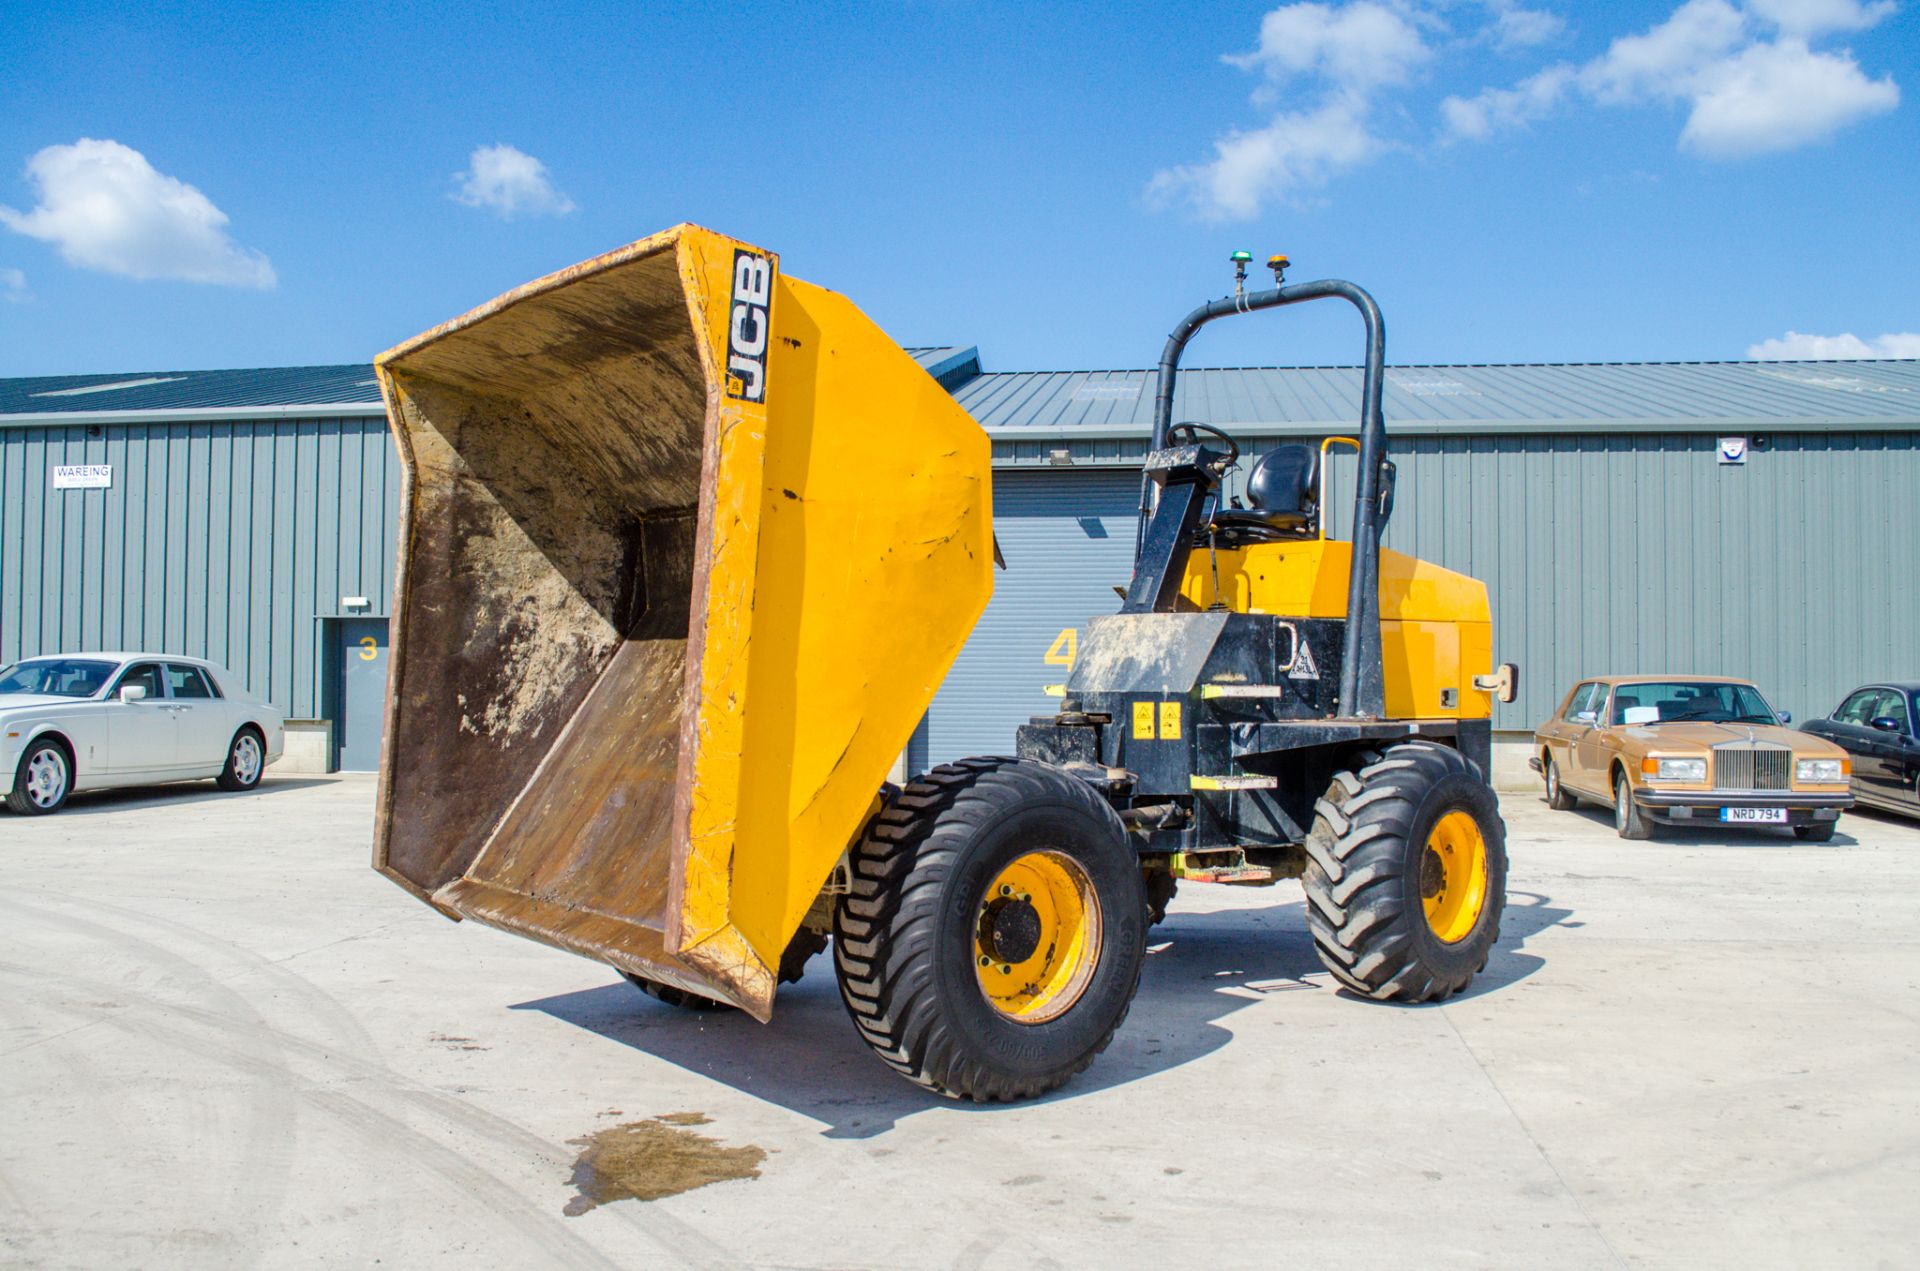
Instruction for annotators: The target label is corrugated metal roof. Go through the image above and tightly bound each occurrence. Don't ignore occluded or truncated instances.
[956,360,1920,435]
[0,365,382,416]
[8,352,1917,435]
[0,348,979,420]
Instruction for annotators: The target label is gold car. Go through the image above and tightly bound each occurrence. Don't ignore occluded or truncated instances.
[1531,676,1853,841]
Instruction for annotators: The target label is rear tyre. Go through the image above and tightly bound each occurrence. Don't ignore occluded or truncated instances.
[1303,742,1507,1002]
[215,727,266,792]
[1794,822,1837,843]
[833,757,1145,1102]
[7,739,72,815]
[1543,754,1576,811]
[623,973,727,1011]
[1144,870,1179,927]
[624,928,828,1011]
[1613,770,1653,840]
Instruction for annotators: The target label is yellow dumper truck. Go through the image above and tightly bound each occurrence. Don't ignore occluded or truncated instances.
[372,225,1515,1101]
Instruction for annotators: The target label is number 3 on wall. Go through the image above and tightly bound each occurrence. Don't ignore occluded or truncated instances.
[358,636,379,662]
[1044,628,1077,667]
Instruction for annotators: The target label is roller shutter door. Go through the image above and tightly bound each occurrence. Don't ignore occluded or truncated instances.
[922,469,1141,765]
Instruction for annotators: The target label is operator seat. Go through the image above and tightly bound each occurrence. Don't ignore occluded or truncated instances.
[1209,443,1319,543]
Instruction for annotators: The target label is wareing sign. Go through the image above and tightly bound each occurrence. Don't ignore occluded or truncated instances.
[51,465,112,489]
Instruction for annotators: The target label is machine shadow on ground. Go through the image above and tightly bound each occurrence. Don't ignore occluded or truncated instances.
[514,892,1556,1137]
[6,776,339,818]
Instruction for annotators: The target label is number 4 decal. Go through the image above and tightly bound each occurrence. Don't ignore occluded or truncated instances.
[1045,628,1078,666]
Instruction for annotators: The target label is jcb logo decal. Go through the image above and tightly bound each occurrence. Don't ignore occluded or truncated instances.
[726,249,773,403]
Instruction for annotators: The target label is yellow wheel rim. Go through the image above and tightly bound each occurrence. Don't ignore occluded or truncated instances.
[1420,810,1489,944]
[974,851,1102,1024]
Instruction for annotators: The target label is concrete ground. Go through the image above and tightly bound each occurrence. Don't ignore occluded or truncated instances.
[3,776,1917,1270]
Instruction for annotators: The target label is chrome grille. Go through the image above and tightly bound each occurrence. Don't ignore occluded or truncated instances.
[1713,746,1790,791]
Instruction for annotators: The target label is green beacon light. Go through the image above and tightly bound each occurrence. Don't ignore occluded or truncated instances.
[1230,250,1253,263]
[1230,249,1253,297]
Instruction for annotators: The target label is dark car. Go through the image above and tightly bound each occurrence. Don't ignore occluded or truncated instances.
[1801,683,1920,818]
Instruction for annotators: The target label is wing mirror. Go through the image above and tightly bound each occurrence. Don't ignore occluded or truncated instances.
[1776,710,1792,725]
[119,685,148,704]
[1870,716,1904,733]
[1473,662,1520,705]
[1573,709,1598,725]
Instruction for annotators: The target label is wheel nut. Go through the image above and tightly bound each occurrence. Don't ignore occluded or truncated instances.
[999,964,1012,975]
[1000,884,1013,897]
[978,954,991,967]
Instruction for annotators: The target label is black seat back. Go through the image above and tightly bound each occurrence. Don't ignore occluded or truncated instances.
[1245,443,1319,527]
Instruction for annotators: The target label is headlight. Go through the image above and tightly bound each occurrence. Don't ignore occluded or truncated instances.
[1646,757,1706,781]
[1797,758,1847,784]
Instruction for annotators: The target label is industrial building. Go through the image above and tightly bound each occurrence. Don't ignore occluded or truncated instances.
[4,353,1917,779]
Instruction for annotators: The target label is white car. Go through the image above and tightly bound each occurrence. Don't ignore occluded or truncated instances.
[1,653,286,815]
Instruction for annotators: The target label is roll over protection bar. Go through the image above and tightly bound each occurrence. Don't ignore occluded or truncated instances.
[1133,279,1391,720]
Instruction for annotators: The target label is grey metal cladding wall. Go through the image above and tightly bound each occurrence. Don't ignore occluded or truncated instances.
[1313,429,1920,730]
[925,469,1142,763]
[0,417,401,718]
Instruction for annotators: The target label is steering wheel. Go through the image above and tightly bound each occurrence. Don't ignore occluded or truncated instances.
[1165,422,1240,468]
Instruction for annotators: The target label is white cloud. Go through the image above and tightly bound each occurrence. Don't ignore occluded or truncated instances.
[1490,5,1567,50]
[451,144,575,220]
[1442,65,1573,139]
[1150,100,1383,220]
[1681,38,1898,155]
[1744,0,1895,35]
[0,139,275,288]
[1227,1,1433,93]
[2,267,28,302]
[1444,0,1898,152]
[1151,2,1430,218]
[1582,0,1747,102]
[1748,330,1920,358]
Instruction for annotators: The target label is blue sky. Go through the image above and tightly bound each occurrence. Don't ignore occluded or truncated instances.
[1,0,1914,378]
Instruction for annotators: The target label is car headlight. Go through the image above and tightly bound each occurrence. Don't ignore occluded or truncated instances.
[1797,758,1847,784]
[1646,757,1706,781]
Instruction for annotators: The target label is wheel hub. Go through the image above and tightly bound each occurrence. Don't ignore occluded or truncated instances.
[978,896,1043,964]
[973,851,1103,1024]
[1420,810,1489,945]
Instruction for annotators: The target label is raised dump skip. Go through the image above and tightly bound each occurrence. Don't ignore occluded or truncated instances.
[371,225,994,1018]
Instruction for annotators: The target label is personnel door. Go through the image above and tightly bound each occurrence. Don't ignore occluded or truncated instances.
[337,618,391,772]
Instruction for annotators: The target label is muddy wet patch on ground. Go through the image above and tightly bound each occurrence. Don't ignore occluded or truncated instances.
[563,1114,764,1215]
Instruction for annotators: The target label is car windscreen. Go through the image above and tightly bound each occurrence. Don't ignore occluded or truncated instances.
[0,659,119,698]
[1609,681,1775,726]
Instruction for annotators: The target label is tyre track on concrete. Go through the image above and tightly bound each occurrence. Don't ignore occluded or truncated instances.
[0,898,739,1269]
[2,897,307,1264]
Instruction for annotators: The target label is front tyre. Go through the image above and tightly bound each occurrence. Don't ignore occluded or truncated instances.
[7,739,72,815]
[216,727,266,792]
[1303,742,1507,1002]
[1613,770,1654,840]
[1544,754,1576,811]
[833,757,1145,1102]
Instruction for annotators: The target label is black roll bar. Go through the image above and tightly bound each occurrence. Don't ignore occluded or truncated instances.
[1135,280,1390,719]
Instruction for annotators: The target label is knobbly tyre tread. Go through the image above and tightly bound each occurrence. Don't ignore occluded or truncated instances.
[1302,741,1506,1003]
[833,756,1144,1102]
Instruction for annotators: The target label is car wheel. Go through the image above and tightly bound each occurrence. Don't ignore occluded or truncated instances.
[1613,770,1653,841]
[7,739,72,815]
[1544,754,1576,811]
[216,727,266,791]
